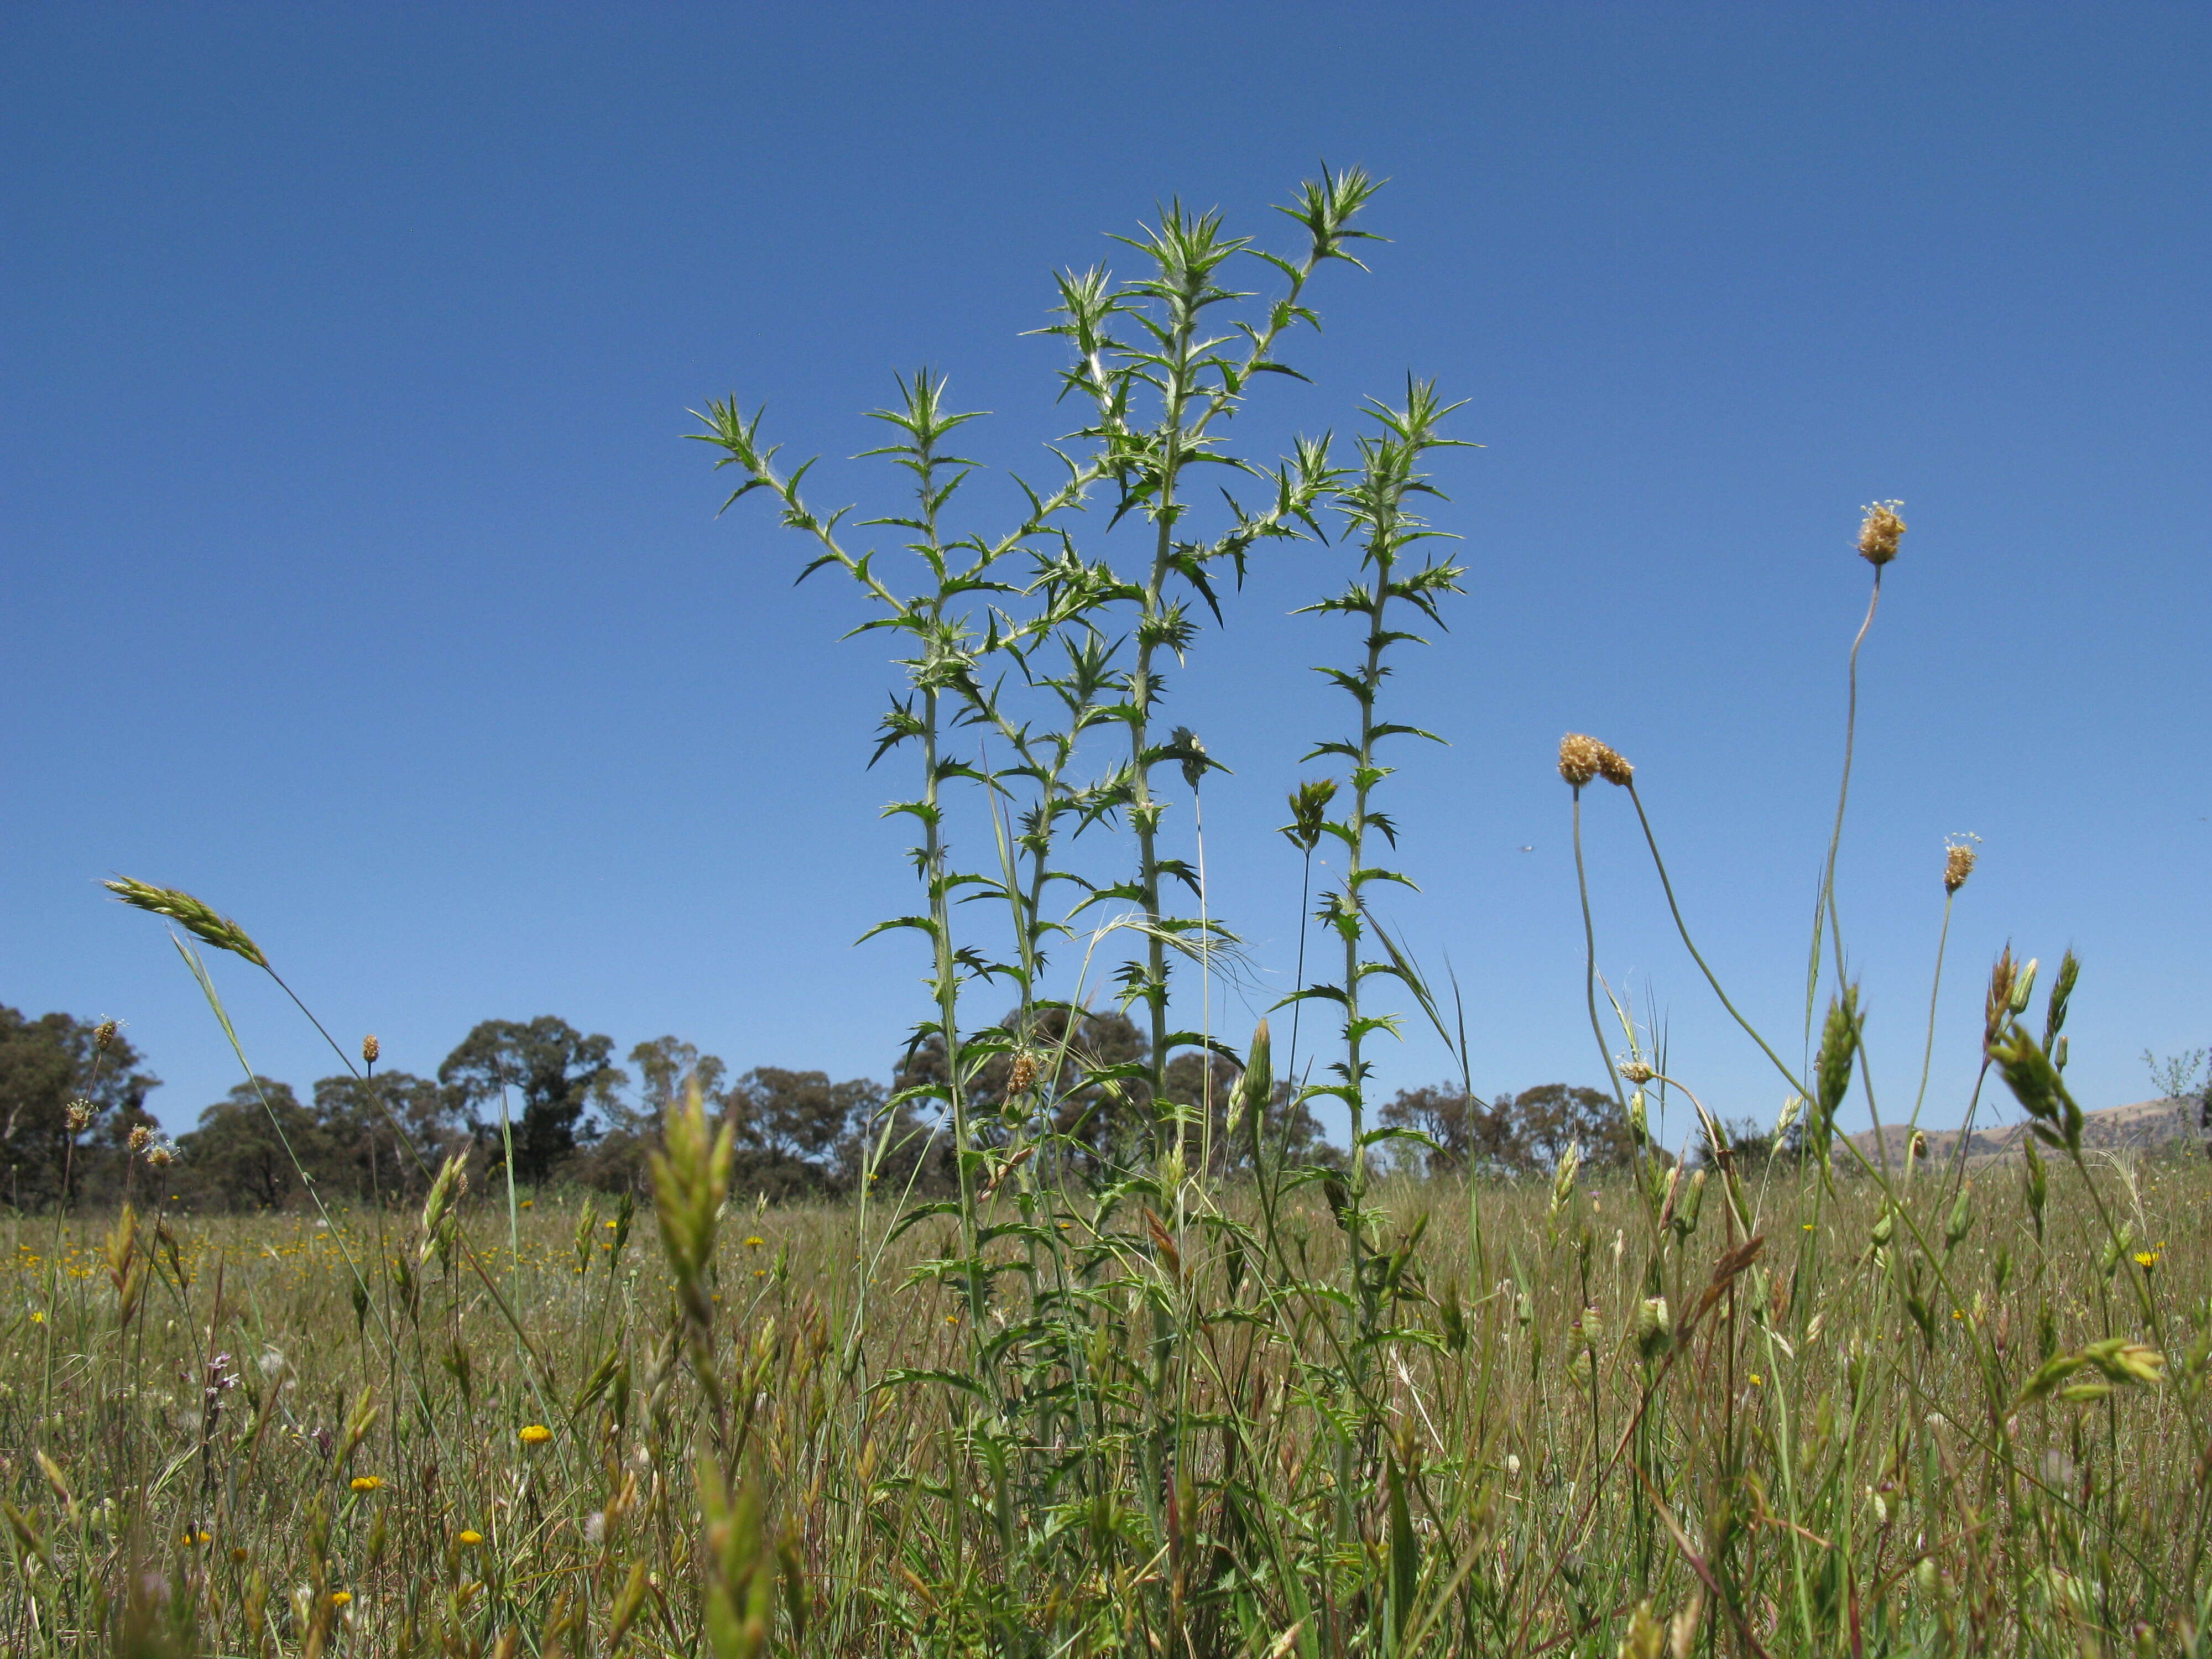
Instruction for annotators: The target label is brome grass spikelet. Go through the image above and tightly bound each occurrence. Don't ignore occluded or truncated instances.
[102,876,269,969]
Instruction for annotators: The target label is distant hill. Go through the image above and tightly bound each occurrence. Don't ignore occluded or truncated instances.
[1849,1097,2207,1168]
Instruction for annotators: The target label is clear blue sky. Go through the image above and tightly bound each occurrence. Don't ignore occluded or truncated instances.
[6,4,2207,1146]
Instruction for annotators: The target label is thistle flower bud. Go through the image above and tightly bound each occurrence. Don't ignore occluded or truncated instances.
[1857,500,1906,567]
[1943,842,1976,894]
[362,1035,380,1066]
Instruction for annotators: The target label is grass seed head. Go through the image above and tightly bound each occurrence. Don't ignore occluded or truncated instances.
[102,875,269,969]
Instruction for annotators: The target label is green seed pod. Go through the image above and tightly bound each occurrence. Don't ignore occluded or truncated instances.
[1871,1207,1896,1249]
[2010,957,2039,1016]
[1439,1278,1467,1352]
[1944,1184,1973,1250]
[1678,1168,1708,1235]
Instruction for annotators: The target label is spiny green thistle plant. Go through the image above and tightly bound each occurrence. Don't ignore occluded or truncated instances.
[49,202,2208,1659]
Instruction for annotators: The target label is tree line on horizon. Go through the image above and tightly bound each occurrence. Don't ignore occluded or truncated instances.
[2,999,1653,1212]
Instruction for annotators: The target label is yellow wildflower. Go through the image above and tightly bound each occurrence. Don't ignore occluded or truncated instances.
[350,1476,383,1493]
[457,1529,483,1546]
[330,1591,352,1608]
[743,1236,765,1249]
[519,1423,552,1445]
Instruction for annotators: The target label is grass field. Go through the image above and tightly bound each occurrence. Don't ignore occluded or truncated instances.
[1,1130,2203,1657]
[20,175,2203,1658]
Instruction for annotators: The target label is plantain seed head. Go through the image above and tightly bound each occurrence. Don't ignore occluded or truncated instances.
[1858,500,1906,566]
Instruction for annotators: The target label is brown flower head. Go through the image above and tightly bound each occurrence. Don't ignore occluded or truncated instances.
[1006,1050,1041,1094]
[94,1020,119,1051]
[65,1099,95,1133]
[1858,500,1906,566]
[1595,744,1634,787]
[1943,840,1978,894]
[128,1125,153,1154]
[1558,734,1607,787]
[361,1034,380,1066]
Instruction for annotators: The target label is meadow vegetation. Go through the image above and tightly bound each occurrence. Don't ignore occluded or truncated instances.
[4,169,2206,1657]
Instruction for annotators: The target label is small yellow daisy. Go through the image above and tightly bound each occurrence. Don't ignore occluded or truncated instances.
[519,1423,552,1445]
